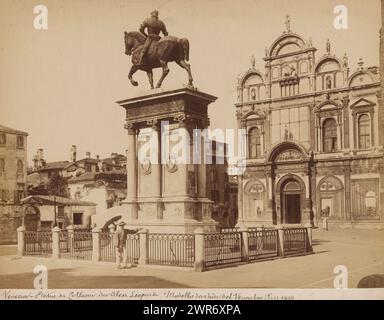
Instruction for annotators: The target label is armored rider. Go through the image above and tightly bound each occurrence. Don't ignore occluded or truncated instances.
[138,10,169,65]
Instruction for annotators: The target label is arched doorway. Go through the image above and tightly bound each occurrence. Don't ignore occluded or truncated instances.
[280,178,302,224]
[24,205,40,231]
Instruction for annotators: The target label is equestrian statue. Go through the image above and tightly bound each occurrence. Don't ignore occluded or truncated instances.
[124,10,193,89]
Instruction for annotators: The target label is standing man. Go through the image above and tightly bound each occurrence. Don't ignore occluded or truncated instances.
[138,10,169,65]
[114,221,128,269]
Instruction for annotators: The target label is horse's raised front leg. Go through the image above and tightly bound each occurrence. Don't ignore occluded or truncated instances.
[176,60,193,86]
[156,60,169,88]
[146,70,154,89]
[128,65,139,86]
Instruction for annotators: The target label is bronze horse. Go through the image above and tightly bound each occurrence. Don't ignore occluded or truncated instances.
[124,31,193,89]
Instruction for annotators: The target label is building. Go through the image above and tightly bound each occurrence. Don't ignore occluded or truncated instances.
[206,140,237,228]
[235,17,384,228]
[27,146,127,199]
[67,169,127,210]
[21,195,96,231]
[0,125,28,243]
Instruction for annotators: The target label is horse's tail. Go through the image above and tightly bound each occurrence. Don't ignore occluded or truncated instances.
[180,38,189,61]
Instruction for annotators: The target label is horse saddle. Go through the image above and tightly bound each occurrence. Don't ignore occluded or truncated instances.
[132,35,161,66]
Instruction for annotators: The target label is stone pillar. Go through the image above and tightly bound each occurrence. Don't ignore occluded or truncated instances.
[236,175,244,227]
[17,226,25,257]
[318,125,323,152]
[277,227,285,257]
[370,110,375,147]
[176,118,191,198]
[240,228,249,262]
[92,227,100,262]
[352,114,357,150]
[125,123,138,220]
[67,225,74,255]
[343,97,350,149]
[303,198,312,225]
[266,171,274,224]
[197,137,207,199]
[306,226,313,253]
[138,229,149,265]
[344,165,352,221]
[337,119,343,150]
[148,120,163,220]
[52,227,60,259]
[194,228,205,271]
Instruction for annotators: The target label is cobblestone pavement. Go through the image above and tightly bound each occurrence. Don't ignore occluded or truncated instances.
[0,228,383,289]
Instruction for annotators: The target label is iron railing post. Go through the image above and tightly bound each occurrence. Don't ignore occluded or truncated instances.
[67,224,74,255]
[92,227,100,262]
[277,226,285,257]
[17,225,25,257]
[194,228,205,271]
[240,228,249,262]
[52,226,60,259]
[138,229,149,265]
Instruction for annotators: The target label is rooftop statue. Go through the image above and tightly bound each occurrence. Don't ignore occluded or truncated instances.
[124,10,193,89]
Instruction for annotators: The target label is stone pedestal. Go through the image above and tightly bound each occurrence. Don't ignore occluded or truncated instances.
[117,87,218,233]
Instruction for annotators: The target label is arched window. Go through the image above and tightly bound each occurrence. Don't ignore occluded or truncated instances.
[17,160,23,173]
[358,114,370,149]
[0,159,4,172]
[323,118,337,152]
[249,127,261,158]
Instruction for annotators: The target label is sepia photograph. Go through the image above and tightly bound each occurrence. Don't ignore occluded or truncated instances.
[0,0,383,301]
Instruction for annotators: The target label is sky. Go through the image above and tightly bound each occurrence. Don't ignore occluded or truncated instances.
[0,0,381,164]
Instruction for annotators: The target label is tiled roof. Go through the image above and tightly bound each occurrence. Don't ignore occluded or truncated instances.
[0,124,28,136]
[38,161,71,171]
[21,195,96,206]
[64,158,98,169]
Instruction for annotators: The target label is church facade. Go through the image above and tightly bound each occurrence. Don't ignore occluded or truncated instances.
[235,20,384,228]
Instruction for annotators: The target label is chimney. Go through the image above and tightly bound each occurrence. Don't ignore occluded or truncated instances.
[37,148,44,167]
[70,145,77,162]
[86,151,91,159]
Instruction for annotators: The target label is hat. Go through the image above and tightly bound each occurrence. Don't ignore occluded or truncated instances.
[117,221,126,226]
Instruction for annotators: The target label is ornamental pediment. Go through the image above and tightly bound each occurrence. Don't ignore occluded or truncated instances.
[349,98,375,109]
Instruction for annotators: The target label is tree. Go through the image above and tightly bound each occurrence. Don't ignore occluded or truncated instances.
[47,173,69,197]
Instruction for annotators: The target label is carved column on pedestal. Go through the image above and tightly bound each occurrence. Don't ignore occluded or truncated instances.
[236,174,244,228]
[124,121,138,220]
[342,96,350,149]
[147,119,163,220]
[344,163,352,221]
[265,168,274,225]
[302,168,313,225]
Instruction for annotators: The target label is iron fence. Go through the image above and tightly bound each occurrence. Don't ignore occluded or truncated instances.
[248,229,278,260]
[24,231,52,256]
[126,233,140,264]
[60,231,92,260]
[283,227,307,254]
[148,233,195,267]
[100,232,115,262]
[59,231,70,253]
[204,232,242,267]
